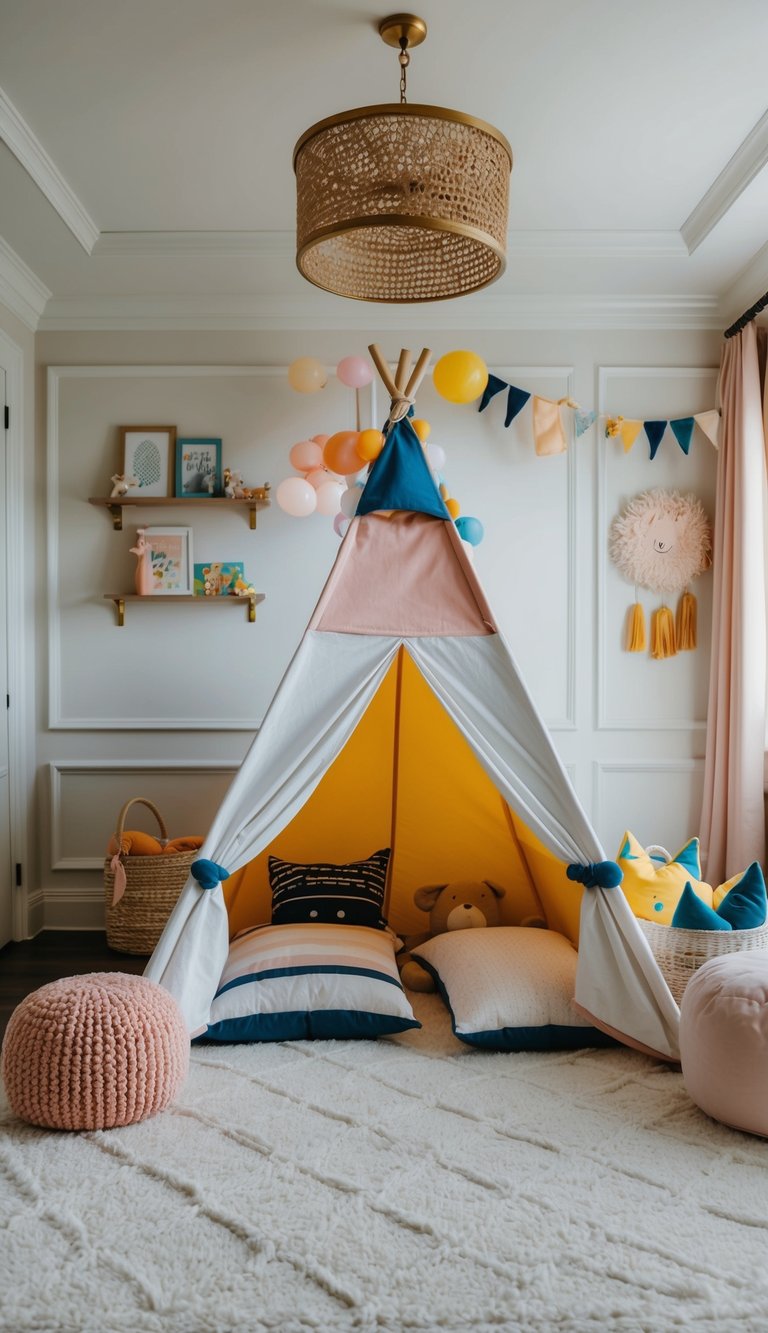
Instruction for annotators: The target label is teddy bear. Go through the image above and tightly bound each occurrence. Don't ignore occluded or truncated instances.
[398,880,507,993]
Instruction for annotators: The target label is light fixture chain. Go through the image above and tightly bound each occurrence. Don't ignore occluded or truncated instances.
[398,39,409,104]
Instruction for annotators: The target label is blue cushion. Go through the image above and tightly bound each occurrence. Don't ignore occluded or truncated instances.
[269,848,390,930]
[716,862,767,930]
[671,883,732,931]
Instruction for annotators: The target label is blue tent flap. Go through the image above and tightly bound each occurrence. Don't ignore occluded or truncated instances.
[357,417,451,519]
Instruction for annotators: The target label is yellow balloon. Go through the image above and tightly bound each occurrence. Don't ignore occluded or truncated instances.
[445,497,461,520]
[356,428,385,461]
[411,418,431,442]
[433,351,489,405]
[288,357,327,393]
[439,483,449,500]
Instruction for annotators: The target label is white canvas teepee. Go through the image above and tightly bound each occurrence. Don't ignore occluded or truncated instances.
[145,348,681,1059]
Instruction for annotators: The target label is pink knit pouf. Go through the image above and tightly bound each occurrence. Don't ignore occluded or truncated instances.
[1,972,189,1130]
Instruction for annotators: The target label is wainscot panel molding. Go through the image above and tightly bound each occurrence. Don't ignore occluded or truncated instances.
[592,759,706,857]
[49,760,239,870]
[595,366,719,733]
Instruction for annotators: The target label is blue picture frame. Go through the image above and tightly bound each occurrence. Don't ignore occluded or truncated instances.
[175,437,223,498]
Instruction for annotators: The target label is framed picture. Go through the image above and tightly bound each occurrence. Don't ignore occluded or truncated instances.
[144,527,193,595]
[175,437,222,498]
[120,426,175,498]
[193,562,245,596]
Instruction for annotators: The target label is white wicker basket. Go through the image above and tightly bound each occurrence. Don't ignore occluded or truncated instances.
[637,917,768,1005]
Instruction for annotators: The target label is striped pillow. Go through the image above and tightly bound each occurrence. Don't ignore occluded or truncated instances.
[269,848,390,930]
[202,922,419,1042]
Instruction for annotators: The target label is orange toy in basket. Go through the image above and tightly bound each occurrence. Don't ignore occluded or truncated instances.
[104,797,203,954]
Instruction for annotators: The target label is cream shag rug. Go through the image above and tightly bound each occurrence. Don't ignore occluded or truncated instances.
[2,992,768,1332]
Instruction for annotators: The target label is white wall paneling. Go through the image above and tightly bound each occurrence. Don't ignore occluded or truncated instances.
[47,365,375,730]
[592,760,706,859]
[596,367,719,732]
[37,331,723,929]
[426,365,577,730]
[49,760,238,870]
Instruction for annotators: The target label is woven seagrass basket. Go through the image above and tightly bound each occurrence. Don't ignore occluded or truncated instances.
[637,917,768,1005]
[104,797,196,955]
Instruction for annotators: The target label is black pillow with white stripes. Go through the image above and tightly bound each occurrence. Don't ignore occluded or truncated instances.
[269,848,391,930]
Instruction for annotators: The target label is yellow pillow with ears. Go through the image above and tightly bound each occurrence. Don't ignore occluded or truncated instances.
[615,831,713,924]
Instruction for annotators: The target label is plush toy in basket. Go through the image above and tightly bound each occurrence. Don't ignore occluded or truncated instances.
[616,830,768,1004]
[104,797,203,955]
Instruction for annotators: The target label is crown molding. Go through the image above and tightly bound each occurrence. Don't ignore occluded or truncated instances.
[0,84,99,254]
[92,228,686,261]
[94,230,295,258]
[0,233,51,329]
[38,290,722,332]
[719,236,768,327]
[681,107,768,255]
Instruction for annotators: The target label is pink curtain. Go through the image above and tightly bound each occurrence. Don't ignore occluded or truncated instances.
[699,322,767,883]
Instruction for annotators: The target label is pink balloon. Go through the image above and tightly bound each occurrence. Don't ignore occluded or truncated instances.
[336,356,373,389]
[276,476,317,517]
[316,481,345,516]
[333,513,350,538]
[306,466,342,489]
[311,434,330,446]
[288,439,324,472]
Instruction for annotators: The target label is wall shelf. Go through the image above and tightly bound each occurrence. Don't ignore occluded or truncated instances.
[89,493,271,531]
[104,593,265,627]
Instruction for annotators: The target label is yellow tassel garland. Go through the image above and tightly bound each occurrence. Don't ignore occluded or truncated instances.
[626,602,646,652]
[675,590,697,651]
[651,606,677,659]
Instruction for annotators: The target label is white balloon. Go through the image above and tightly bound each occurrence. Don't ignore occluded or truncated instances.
[426,442,446,471]
[333,513,350,538]
[276,476,317,517]
[340,485,363,518]
[316,480,345,516]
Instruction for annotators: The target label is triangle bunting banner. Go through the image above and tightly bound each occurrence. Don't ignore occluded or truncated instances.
[619,420,643,454]
[505,384,532,427]
[644,420,667,460]
[478,374,508,413]
[670,416,695,455]
[694,409,720,449]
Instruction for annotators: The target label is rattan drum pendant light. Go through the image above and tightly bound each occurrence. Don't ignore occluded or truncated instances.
[293,14,512,303]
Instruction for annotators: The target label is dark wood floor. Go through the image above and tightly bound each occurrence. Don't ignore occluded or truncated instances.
[0,932,149,1042]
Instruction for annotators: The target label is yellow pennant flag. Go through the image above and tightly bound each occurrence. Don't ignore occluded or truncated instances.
[619,419,643,453]
[533,396,567,456]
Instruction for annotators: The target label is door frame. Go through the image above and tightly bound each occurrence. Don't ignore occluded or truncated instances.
[0,325,31,939]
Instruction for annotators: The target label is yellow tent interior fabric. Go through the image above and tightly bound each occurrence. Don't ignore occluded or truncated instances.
[224,647,583,945]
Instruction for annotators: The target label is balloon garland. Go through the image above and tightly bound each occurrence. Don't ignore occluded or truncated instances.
[278,349,490,545]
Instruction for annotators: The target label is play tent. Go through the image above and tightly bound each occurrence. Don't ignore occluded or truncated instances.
[145,347,681,1060]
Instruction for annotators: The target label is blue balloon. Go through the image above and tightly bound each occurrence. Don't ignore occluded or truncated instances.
[455,515,484,546]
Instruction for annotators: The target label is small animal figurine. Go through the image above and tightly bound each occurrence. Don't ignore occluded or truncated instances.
[129,528,153,595]
[110,473,138,498]
[224,469,245,499]
[205,473,216,496]
[231,574,256,597]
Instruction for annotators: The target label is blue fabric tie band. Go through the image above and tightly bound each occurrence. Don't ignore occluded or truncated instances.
[191,859,231,891]
[566,861,623,890]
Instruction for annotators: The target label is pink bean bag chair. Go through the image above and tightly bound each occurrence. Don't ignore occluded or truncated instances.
[1,972,188,1130]
[680,952,768,1138]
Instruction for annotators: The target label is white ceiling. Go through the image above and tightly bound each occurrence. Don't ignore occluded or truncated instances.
[1,0,767,330]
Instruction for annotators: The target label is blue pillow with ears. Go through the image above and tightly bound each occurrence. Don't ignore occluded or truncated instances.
[715,862,767,930]
[671,883,732,931]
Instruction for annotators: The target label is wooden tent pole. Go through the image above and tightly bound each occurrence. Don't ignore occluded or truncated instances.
[394,349,412,395]
[368,343,399,400]
[404,347,431,401]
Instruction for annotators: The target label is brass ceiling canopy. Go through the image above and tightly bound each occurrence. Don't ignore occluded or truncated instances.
[293,13,512,304]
